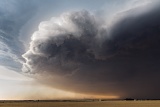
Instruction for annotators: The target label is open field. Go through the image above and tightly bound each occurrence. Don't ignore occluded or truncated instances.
[0,101,160,107]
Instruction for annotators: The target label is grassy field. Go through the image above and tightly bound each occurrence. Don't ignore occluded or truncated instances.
[0,101,160,107]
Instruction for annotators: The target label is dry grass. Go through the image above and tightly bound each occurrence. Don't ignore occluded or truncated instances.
[0,101,160,107]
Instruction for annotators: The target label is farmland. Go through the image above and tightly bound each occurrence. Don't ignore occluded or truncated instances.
[0,100,160,107]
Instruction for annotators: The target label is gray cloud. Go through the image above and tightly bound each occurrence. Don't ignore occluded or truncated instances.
[22,10,99,73]
[22,1,160,99]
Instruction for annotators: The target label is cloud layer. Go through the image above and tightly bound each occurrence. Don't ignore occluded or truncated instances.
[0,0,37,71]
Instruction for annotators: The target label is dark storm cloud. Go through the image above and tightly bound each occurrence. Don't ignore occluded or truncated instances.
[23,2,160,99]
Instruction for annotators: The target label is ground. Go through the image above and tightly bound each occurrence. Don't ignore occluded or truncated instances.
[0,100,160,107]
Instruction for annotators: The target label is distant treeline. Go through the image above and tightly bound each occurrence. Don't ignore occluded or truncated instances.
[1,99,160,103]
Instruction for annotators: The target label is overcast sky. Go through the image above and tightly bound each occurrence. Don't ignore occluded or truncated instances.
[0,0,160,100]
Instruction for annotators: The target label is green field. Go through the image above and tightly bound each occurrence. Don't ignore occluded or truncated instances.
[1,101,160,107]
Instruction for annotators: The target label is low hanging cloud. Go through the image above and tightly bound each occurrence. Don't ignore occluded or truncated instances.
[23,2,160,99]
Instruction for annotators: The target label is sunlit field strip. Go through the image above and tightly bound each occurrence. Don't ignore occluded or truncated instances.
[0,101,160,107]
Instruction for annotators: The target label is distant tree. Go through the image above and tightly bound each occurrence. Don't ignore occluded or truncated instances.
[125,98,135,101]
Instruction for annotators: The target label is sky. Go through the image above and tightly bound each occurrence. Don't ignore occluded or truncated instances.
[0,0,160,100]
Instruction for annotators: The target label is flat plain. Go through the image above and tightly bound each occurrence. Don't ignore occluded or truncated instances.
[0,101,160,107]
